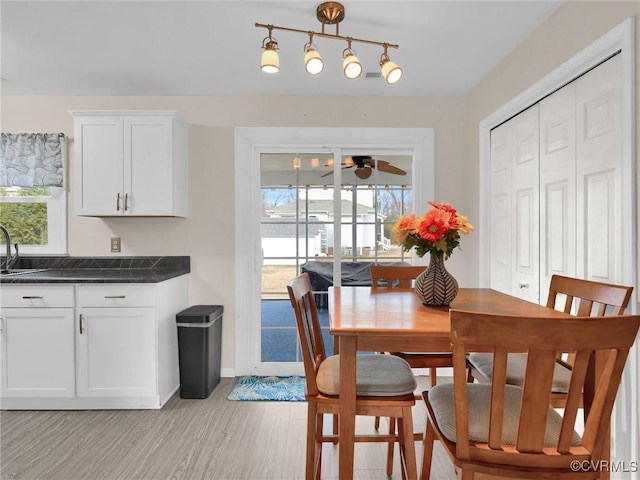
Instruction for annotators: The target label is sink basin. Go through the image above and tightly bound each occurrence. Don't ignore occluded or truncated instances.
[0,268,49,277]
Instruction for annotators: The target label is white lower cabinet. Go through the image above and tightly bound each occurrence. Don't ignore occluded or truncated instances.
[0,286,75,400]
[77,306,156,398]
[0,276,188,409]
[1,307,75,398]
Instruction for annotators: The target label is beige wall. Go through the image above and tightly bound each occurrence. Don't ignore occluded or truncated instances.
[1,1,638,373]
[1,95,467,372]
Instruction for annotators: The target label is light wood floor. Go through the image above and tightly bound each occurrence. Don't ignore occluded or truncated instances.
[1,376,461,480]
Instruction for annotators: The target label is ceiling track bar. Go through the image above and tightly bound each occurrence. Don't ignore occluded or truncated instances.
[254,23,398,50]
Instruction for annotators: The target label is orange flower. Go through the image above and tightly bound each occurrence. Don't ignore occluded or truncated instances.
[456,214,475,234]
[392,214,419,243]
[418,209,449,242]
[427,201,456,215]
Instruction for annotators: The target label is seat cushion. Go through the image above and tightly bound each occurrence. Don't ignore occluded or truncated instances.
[317,354,417,396]
[427,383,581,447]
[468,353,572,393]
[393,352,451,356]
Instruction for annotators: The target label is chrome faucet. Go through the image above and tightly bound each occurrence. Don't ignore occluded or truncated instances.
[0,224,19,273]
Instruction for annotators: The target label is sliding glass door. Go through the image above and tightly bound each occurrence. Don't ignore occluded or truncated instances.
[234,127,433,376]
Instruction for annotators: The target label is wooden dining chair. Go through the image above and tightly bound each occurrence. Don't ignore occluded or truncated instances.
[467,275,633,411]
[287,273,418,480]
[421,309,640,480]
[371,264,455,388]
[371,264,460,474]
[370,264,426,290]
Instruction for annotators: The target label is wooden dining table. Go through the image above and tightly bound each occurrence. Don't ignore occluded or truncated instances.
[328,286,571,480]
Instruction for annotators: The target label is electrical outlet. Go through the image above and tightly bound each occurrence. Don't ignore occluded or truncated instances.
[110,237,121,253]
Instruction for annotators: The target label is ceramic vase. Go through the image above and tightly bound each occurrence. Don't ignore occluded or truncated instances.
[415,251,459,306]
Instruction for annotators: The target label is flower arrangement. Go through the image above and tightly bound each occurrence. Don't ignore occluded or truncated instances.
[392,201,474,259]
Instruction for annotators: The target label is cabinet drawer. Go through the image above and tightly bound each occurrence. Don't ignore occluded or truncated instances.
[77,285,156,307]
[1,286,74,308]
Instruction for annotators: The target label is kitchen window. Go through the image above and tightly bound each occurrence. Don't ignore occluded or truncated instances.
[0,132,67,255]
[0,186,67,254]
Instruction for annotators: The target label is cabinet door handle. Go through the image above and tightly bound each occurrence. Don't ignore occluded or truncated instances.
[104,295,126,299]
[22,295,44,299]
[116,193,121,211]
[124,193,129,211]
[79,314,84,335]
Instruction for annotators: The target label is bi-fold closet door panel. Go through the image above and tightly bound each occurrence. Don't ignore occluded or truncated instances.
[489,104,540,304]
[489,121,512,295]
[510,105,540,304]
[575,56,622,285]
[539,81,577,304]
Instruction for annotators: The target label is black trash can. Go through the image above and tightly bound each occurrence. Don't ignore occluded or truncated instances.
[176,305,223,399]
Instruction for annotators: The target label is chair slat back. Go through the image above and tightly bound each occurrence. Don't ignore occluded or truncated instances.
[487,346,508,450]
[546,274,633,316]
[287,273,326,396]
[546,275,633,367]
[370,265,425,289]
[450,309,640,467]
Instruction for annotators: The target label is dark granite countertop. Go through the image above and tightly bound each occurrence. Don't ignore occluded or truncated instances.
[0,256,190,284]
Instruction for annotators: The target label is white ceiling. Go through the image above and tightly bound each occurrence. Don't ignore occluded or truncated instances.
[1,0,564,96]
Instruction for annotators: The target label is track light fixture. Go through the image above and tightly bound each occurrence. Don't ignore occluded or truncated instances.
[342,39,362,79]
[256,2,401,84]
[303,33,324,75]
[260,25,279,73]
[380,44,402,84]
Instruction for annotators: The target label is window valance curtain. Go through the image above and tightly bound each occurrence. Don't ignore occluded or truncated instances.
[0,133,66,187]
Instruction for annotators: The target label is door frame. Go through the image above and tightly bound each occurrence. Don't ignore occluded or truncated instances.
[234,127,434,376]
[478,17,637,470]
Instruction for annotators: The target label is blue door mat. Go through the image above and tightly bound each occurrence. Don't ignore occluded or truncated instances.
[227,375,306,401]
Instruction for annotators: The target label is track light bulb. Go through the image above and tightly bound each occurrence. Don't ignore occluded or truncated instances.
[342,48,362,79]
[261,37,279,73]
[304,46,324,75]
[380,55,402,84]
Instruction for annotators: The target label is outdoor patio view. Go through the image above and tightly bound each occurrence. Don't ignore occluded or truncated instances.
[260,152,413,362]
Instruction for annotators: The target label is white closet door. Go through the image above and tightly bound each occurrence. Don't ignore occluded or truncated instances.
[575,55,622,283]
[539,82,577,302]
[489,121,512,294]
[510,105,540,303]
[489,55,622,305]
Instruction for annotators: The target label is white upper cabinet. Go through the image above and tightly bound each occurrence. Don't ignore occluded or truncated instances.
[71,110,189,217]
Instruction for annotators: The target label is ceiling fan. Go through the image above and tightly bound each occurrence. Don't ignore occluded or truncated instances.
[321,156,407,179]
